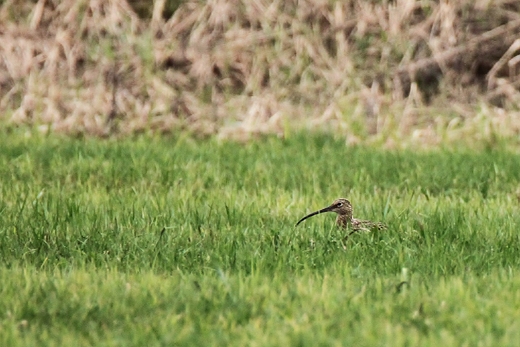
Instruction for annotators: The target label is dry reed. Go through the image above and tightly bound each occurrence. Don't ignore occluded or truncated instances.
[0,0,519,146]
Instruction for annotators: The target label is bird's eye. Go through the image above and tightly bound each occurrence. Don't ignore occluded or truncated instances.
[337,202,343,207]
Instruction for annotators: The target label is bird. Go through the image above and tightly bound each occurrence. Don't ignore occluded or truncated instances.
[295,198,386,237]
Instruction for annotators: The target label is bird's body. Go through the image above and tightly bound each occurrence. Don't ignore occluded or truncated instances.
[296,198,386,236]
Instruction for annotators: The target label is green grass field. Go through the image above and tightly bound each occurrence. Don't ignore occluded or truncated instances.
[1,130,520,346]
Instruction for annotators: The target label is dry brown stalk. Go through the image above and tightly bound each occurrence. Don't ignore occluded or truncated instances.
[397,19,520,84]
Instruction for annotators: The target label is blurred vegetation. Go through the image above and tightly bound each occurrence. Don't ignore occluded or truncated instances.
[127,0,185,19]
[0,0,519,146]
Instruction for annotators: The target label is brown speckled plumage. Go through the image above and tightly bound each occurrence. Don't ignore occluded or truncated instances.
[296,198,386,236]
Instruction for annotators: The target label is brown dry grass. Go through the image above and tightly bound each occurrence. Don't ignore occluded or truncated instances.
[1,0,520,146]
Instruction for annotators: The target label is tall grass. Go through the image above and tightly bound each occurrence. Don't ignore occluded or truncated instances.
[1,130,520,345]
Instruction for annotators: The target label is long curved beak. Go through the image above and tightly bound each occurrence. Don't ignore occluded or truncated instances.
[295,204,334,226]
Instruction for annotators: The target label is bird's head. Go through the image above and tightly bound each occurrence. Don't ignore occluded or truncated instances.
[295,198,353,227]
[326,198,353,216]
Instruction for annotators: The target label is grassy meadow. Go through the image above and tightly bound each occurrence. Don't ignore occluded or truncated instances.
[1,130,520,346]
